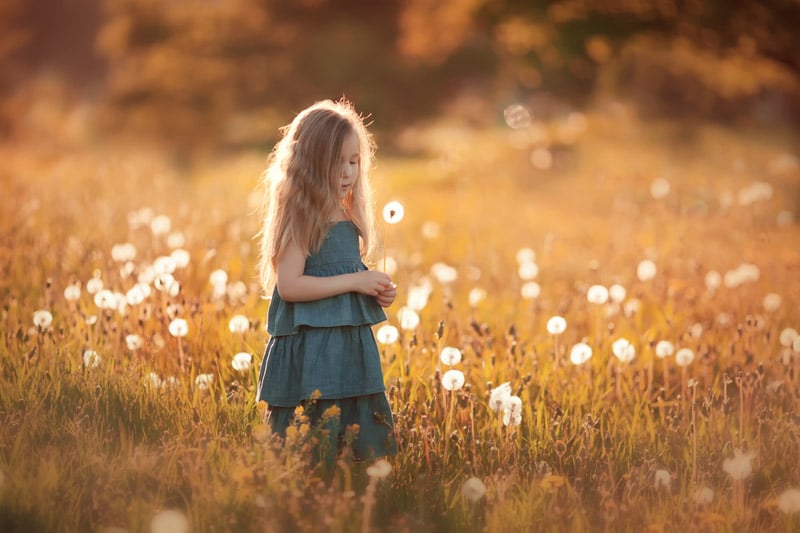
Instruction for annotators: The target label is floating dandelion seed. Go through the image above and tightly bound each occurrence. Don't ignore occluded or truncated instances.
[232,352,252,372]
[126,334,143,351]
[376,324,399,344]
[63,282,81,302]
[763,293,782,312]
[468,287,486,307]
[546,316,567,335]
[33,310,53,330]
[195,373,214,391]
[441,369,465,391]
[382,201,404,225]
[431,262,458,284]
[521,281,541,299]
[516,247,536,264]
[650,178,670,199]
[608,284,626,303]
[612,338,635,363]
[517,261,539,280]
[228,314,249,334]
[366,459,392,479]
[655,340,674,358]
[693,487,714,505]
[570,343,593,365]
[675,348,695,367]
[779,328,798,347]
[489,382,512,411]
[397,306,420,331]
[778,488,800,514]
[168,318,188,337]
[440,346,462,366]
[587,284,609,304]
[150,509,190,533]
[654,469,671,489]
[503,395,523,426]
[150,215,171,236]
[83,349,101,369]
[722,449,755,480]
[462,477,487,502]
[637,260,657,282]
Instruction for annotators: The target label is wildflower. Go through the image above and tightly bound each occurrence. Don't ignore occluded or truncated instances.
[517,261,539,280]
[376,325,399,344]
[150,509,190,533]
[654,469,671,489]
[503,395,522,426]
[232,352,252,372]
[441,369,465,391]
[608,284,626,303]
[546,316,567,335]
[171,249,191,269]
[440,346,462,366]
[705,270,721,290]
[382,201,404,224]
[150,214,171,236]
[637,260,657,282]
[516,247,536,264]
[195,373,214,391]
[468,287,486,307]
[168,318,188,337]
[655,340,674,358]
[722,449,755,480]
[228,314,250,334]
[693,487,714,505]
[570,343,592,365]
[462,477,487,502]
[366,459,392,479]
[63,283,81,302]
[397,306,420,331]
[489,382,512,411]
[431,262,458,284]
[521,281,541,299]
[650,178,670,199]
[587,284,609,304]
[675,348,695,367]
[126,334,143,351]
[779,328,798,347]
[612,338,635,364]
[778,488,800,514]
[83,349,101,369]
[763,293,782,312]
[33,310,53,330]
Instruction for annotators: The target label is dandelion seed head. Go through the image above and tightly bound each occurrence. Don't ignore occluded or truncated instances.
[675,348,695,367]
[94,289,117,310]
[722,449,755,480]
[763,293,782,312]
[521,281,541,299]
[126,334,143,351]
[421,221,440,239]
[383,256,398,276]
[153,256,177,276]
[150,215,171,236]
[441,369,465,391]
[517,261,539,280]
[63,282,81,302]
[778,488,800,514]
[144,372,162,389]
[166,231,185,249]
[655,340,674,358]
[468,287,486,307]
[86,277,104,295]
[209,269,228,287]
[461,477,487,502]
[397,306,420,331]
[168,318,188,337]
[489,382,512,411]
[33,310,53,330]
[431,262,458,284]
[228,314,250,334]
[83,349,101,369]
[226,281,247,300]
[637,259,657,282]
[546,315,567,335]
[650,178,670,199]
[612,338,635,363]
[407,283,432,311]
[570,342,592,365]
[623,298,641,317]
[150,509,190,533]
[502,395,523,426]
[366,458,392,479]
[504,103,531,129]
[654,469,671,489]
[689,323,703,339]
[737,180,773,205]
[608,284,626,303]
[126,283,150,306]
[440,346,462,366]
[232,352,252,372]
[515,247,536,264]
[137,265,156,285]
[587,284,609,304]
[171,249,190,269]
[195,373,214,391]
[153,273,176,293]
[705,270,721,290]
[693,487,714,505]
[779,329,798,347]
[376,324,399,344]
[382,201,405,224]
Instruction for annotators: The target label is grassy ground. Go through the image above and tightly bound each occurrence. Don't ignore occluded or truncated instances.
[1,101,799,532]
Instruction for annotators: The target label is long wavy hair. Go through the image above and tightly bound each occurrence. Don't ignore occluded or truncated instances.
[257,99,378,292]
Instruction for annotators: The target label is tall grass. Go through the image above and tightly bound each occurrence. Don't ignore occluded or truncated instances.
[1,105,799,531]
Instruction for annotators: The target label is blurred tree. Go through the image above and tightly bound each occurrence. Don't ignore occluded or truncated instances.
[0,0,28,136]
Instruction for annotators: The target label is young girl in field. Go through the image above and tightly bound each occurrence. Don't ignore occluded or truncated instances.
[256,99,398,462]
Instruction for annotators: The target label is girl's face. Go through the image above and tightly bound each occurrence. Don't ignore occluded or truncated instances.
[338,130,360,199]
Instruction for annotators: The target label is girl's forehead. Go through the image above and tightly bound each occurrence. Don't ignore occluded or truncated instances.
[341,130,360,154]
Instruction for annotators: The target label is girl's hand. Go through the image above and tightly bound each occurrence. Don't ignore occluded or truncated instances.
[353,270,393,297]
[375,283,397,308]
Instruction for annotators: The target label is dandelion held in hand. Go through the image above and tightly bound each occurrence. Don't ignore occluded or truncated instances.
[382,200,404,271]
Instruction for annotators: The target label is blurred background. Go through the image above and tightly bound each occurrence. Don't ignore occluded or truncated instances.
[1,0,799,162]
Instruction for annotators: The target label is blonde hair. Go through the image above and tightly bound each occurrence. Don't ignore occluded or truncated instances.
[257,99,378,292]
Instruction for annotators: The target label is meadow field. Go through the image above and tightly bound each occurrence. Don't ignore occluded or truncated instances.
[1,102,799,532]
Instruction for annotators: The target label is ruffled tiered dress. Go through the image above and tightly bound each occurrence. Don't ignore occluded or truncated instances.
[256,221,396,460]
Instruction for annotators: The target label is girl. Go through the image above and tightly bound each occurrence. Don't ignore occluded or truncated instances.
[256,99,398,462]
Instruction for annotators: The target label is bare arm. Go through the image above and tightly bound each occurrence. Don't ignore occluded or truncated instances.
[276,239,393,303]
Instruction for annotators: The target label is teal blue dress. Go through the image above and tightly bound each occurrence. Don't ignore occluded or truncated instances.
[257,221,397,461]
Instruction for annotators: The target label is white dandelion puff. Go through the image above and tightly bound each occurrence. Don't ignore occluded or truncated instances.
[126,283,150,306]
[421,221,440,239]
[195,373,214,391]
[517,261,539,280]
[489,382,512,412]
[763,293,782,312]
[33,310,53,330]
[170,249,191,269]
[366,458,392,479]
[150,215,171,236]
[228,314,250,334]
[150,509,190,533]
[168,318,188,337]
[722,449,755,481]
[376,324,399,345]
[570,343,593,365]
[779,328,798,347]
[521,281,541,299]
[126,334,143,351]
[654,469,671,489]
[63,282,81,302]
[232,352,253,372]
[166,231,185,249]
[675,348,695,367]
[693,486,714,505]
[587,284,609,304]
[209,269,228,287]
[397,306,420,331]
[515,247,536,264]
[502,395,523,426]
[441,369,465,391]
[86,277,104,295]
[778,488,800,514]
[637,260,657,282]
[650,178,670,199]
[705,271,721,291]
[382,201,405,224]
[440,346,462,366]
[468,287,486,307]
[655,340,674,358]
[608,284,626,303]
[461,477,487,502]
[546,316,567,335]
[111,242,137,262]
[612,338,636,364]
[504,103,531,129]
[83,349,101,369]
[431,262,458,284]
